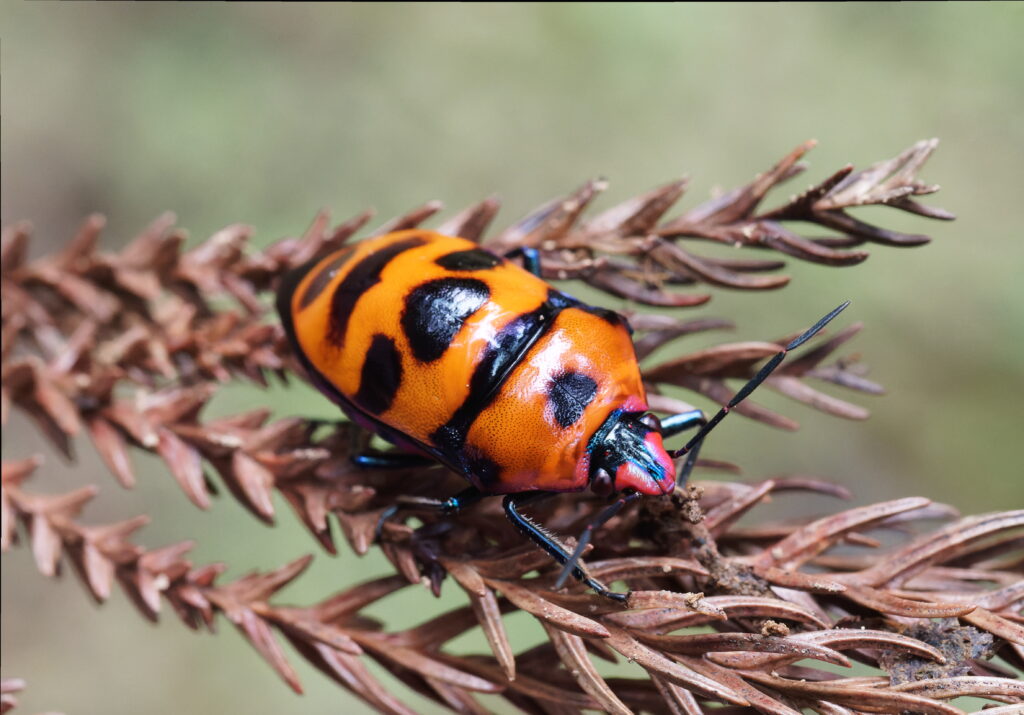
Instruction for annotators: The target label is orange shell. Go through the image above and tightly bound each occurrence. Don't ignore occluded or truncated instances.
[281,230,649,493]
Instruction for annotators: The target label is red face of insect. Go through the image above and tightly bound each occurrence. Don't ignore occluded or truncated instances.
[617,428,676,495]
[589,412,677,497]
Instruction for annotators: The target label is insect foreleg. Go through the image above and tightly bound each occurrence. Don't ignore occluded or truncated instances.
[502,492,628,602]
[657,409,708,487]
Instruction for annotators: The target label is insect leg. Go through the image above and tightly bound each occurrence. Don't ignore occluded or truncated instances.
[435,486,486,515]
[348,424,438,470]
[658,409,708,487]
[503,493,628,602]
[671,302,850,467]
[660,409,706,438]
[352,451,436,469]
[504,247,542,277]
[375,486,484,540]
[554,491,641,590]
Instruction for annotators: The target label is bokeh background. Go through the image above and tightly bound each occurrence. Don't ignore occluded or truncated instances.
[2,3,1022,714]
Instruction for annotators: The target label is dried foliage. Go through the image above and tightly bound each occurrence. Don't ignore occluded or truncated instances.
[3,140,1021,714]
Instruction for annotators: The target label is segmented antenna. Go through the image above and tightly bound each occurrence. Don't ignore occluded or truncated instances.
[671,301,851,460]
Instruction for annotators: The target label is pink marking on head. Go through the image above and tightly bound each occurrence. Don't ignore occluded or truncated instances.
[644,431,676,494]
[621,396,648,413]
[613,438,675,495]
[615,461,659,495]
[615,445,675,494]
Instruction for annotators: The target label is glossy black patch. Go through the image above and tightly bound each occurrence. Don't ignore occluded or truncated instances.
[587,305,629,330]
[431,290,569,469]
[548,371,598,428]
[463,445,502,488]
[354,334,402,415]
[299,247,356,309]
[402,278,490,362]
[549,289,627,330]
[545,290,577,311]
[328,237,426,346]
[274,282,447,466]
[435,249,501,272]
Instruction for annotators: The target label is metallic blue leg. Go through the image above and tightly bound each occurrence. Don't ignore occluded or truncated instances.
[503,492,628,602]
[655,409,708,487]
[376,487,484,540]
[504,247,542,277]
[660,410,706,438]
[435,486,485,515]
[352,451,436,469]
[349,426,436,470]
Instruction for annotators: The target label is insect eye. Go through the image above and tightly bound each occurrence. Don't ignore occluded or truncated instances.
[639,413,662,432]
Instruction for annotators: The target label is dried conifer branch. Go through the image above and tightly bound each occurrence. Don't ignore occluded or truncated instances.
[5,141,1021,714]
[1,142,945,484]
[0,679,29,715]
[8,451,1020,712]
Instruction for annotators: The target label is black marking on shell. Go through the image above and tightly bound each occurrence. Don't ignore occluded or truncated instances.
[328,236,426,346]
[548,371,598,428]
[435,248,502,272]
[299,246,357,309]
[430,289,569,468]
[276,277,449,466]
[549,288,627,330]
[355,334,403,415]
[402,278,490,363]
[463,445,502,488]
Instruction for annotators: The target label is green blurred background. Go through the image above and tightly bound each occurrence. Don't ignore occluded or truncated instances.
[2,3,1022,714]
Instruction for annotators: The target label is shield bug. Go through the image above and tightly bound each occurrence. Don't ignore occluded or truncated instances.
[277,230,847,600]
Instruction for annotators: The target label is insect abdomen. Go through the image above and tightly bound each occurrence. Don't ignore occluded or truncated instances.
[285,231,548,442]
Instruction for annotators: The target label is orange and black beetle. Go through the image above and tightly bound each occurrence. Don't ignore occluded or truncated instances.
[277,230,847,600]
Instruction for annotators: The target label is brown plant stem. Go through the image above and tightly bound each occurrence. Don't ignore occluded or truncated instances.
[5,141,1021,714]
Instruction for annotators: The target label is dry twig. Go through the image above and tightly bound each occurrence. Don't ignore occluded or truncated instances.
[4,141,1021,714]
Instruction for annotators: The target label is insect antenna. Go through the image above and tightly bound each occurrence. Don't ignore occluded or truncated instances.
[671,301,850,461]
[554,491,641,591]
